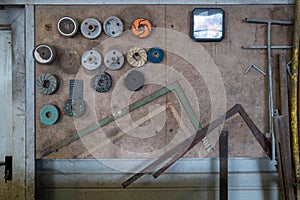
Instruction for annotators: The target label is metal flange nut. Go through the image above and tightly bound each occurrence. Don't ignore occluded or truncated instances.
[91,72,112,92]
[103,16,123,37]
[104,50,124,70]
[57,16,79,37]
[124,70,145,91]
[147,47,164,63]
[131,18,152,38]
[36,74,59,95]
[127,47,147,67]
[81,18,102,39]
[39,104,59,125]
[33,44,56,64]
[64,98,86,118]
[81,50,102,70]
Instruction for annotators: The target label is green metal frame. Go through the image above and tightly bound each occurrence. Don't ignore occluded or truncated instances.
[41,81,202,157]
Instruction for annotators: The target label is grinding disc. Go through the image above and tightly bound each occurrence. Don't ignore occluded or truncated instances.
[57,16,79,37]
[81,50,102,70]
[124,70,145,91]
[131,17,152,38]
[64,98,86,118]
[127,47,147,67]
[81,18,102,39]
[147,47,164,63]
[103,16,123,37]
[91,72,112,92]
[39,104,59,125]
[33,44,56,64]
[104,50,124,70]
[36,74,59,95]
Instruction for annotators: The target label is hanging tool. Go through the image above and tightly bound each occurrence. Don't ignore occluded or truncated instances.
[244,64,266,77]
[242,18,293,166]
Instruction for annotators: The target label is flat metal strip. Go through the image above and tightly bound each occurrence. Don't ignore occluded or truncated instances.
[219,130,228,200]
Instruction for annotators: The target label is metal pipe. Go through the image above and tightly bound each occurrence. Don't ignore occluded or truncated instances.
[245,18,293,25]
[291,0,300,198]
[266,22,276,165]
[242,45,292,49]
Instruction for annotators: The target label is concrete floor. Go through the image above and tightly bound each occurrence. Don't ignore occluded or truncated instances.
[35,5,293,159]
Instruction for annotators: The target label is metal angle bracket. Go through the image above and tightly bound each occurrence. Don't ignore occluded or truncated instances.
[40,81,212,157]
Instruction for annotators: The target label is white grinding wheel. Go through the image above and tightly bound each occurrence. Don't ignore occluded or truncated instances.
[104,50,124,70]
[103,16,123,37]
[81,18,102,39]
[127,47,147,68]
[81,50,102,70]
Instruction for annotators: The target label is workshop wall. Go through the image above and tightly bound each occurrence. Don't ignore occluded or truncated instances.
[34,5,293,159]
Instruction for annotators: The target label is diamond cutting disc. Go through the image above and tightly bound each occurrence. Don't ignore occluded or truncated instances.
[104,50,124,70]
[127,47,147,67]
[33,44,56,64]
[57,16,79,37]
[64,98,86,118]
[103,16,123,37]
[81,50,102,70]
[81,18,102,39]
[91,72,112,92]
[124,70,144,91]
[36,74,59,95]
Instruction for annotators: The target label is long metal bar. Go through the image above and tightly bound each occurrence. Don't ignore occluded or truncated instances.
[219,130,228,200]
[245,18,293,25]
[242,46,292,49]
[122,104,271,187]
[267,21,276,165]
[41,81,204,158]
[0,0,295,5]
[274,115,295,200]
[291,0,300,198]
[151,104,271,179]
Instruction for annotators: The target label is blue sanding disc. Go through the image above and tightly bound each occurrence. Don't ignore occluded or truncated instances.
[40,104,59,125]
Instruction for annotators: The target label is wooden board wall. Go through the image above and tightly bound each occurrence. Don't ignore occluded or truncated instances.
[35,5,293,159]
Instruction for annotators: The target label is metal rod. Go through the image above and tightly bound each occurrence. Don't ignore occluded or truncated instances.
[266,22,276,165]
[245,18,293,25]
[40,81,208,158]
[219,130,228,200]
[122,104,272,187]
[244,64,267,77]
[291,0,300,198]
[151,104,271,179]
[274,115,295,200]
[243,18,294,165]
[242,46,292,49]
